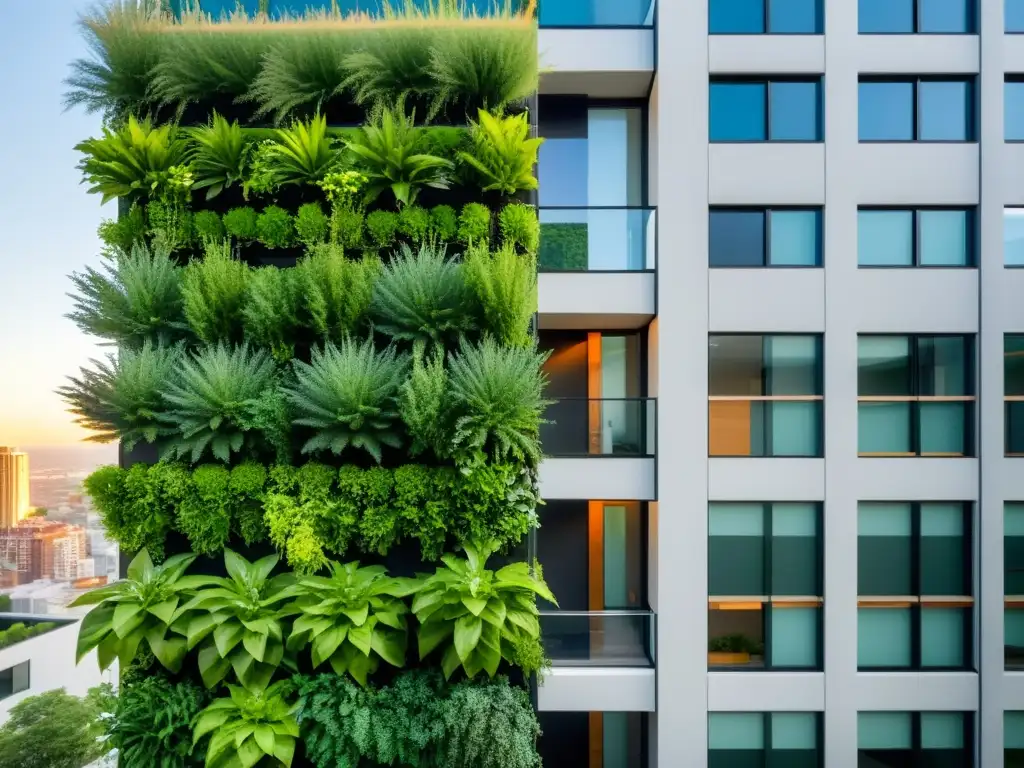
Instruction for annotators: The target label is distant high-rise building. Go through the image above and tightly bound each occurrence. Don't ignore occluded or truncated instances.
[0,447,29,527]
[0,520,87,584]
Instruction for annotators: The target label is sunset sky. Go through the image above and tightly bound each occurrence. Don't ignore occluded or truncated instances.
[0,1,108,447]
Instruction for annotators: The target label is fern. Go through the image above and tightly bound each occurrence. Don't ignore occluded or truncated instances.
[57,341,182,450]
[462,243,536,348]
[285,339,409,463]
[187,112,252,200]
[149,27,265,110]
[66,241,187,348]
[159,343,279,464]
[370,243,475,352]
[243,267,301,362]
[108,676,208,768]
[339,28,436,113]
[295,245,378,344]
[265,113,343,187]
[447,337,552,467]
[181,240,250,345]
[458,110,541,196]
[399,347,450,460]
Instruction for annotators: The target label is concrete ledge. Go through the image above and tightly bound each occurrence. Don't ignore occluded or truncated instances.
[537,666,656,712]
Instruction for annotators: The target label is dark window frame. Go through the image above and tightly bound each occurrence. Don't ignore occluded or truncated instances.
[0,661,29,701]
[708,712,825,767]
[858,76,977,143]
[858,0,977,35]
[857,206,977,268]
[710,76,824,143]
[858,711,975,766]
[857,501,974,672]
[708,0,824,35]
[709,206,824,268]
[1005,76,1024,142]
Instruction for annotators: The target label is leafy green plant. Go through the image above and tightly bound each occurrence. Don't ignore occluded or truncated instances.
[498,203,540,254]
[398,205,431,243]
[0,622,58,650]
[294,202,329,249]
[458,202,491,245]
[365,210,399,249]
[83,464,180,560]
[265,113,343,187]
[72,549,210,674]
[370,243,475,352]
[75,115,189,204]
[147,199,194,252]
[447,337,551,468]
[459,110,541,196]
[244,267,301,361]
[181,241,250,345]
[184,551,298,692]
[108,676,209,768]
[244,140,281,199]
[193,210,227,243]
[66,241,187,348]
[229,463,270,546]
[411,542,556,680]
[295,245,378,343]
[0,685,114,768]
[172,465,233,557]
[257,205,296,249]
[399,347,450,461]
[97,202,147,251]
[285,338,408,462]
[223,207,260,243]
[329,207,365,250]
[287,561,413,686]
[339,27,436,113]
[708,634,762,654]
[265,464,349,577]
[159,343,279,464]
[345,105,454,207]
[58,341,182,450]
[430,204,458,242]
[463,243,536,348]
[187,113,252,201]
[315,170,367,211]
[192,683,299,768]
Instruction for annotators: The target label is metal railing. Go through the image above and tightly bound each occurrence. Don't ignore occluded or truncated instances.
[541,397,656,457]
[538,207,656,272]
[540,610,656,666]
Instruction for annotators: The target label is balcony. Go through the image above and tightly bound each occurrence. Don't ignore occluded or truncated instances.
[537,208,656,330]
[538,398,657,500]
[541,610,655,667]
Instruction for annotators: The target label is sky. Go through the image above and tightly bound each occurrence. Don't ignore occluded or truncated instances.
[0,1,108,447]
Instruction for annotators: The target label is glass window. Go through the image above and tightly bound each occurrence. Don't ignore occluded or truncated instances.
[0,662,29,700]
[710,82,767,141]
[859,81,915,140]
[859,78,975,141]
[1011,0,1024,32]
[537,712,647,767]
[859,0,914,32]
[709,713,822,767]
[1006,81,1024,141]
[709,210,765,266]
[919,0,974,33]
[1007,338,1024,456]
[769,0,822,33]
[919,80,973,140]
[858,210,914,266]
[711,79,822,142]
[710,335,823,457]
[859,0,973,33]
[1008,504,1024,670]
[919,210,970,266]
[1005,208,1024,266]
[709,0,765,33]
[538,0,655,26]
[859,712,973,767]
[770,210,821,266]
[1008,712,1024,763]
[710,209,821,267]
[770,81,822,141]
[858,209,972,267]
[709,0,822,33]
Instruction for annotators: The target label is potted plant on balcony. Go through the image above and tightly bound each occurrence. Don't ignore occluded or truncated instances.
[707,633,760,666]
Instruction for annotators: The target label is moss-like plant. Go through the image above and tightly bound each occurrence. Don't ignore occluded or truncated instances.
[285,338,409,463]
[146,199,194,252]
[223,207,260,243]
[366,210,399,249]
[295,245,378,343]
[256,205,296,249]
[397,205,431,243]
[498,203,540,255]
[430,204,458,242]
[244,267,301,362]
[458,202,491,246]
[181,241,250,345]
[97,202,147,251]
[463,243,537,348]
[329,207,365,250]
[459,110,541,196]
[294,202,330,249]
[187,113,252,201]
[192,210,226,244]
[370,243,475,352]
[229,463,270,546]
[172,465,233,557]
[83,464,180,561]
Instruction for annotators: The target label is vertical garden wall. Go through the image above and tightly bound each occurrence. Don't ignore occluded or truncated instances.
[58,1,554,765]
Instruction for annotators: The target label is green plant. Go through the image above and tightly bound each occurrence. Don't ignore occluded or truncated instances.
[398,205,431,243]
[265,113,343,187]
[108,676,209,768]
[285,339,408,462]
[463,243,536,348]
[345,105,454,207]
[184,551,298,691]
[0,686,113,768]
[173,465,233,557]
[329,207,365,250]
[181,241,250,345]
[411,542,556,680]
[192,683,299,768]
[223,206,260,243]
[257,205,296,249]
[147,199,195,251]
[159,343,279,464]
[229,463,270,546]
[187,113,253,201]
[193,210,227,243]
[287,561,413,686]
[340,27,436,113]
[498,203,540,254]
[58,341,183,451]
[459,110,541,196]
[447,337,551,467]
[0,622,58,650]
[295,245,378,344]
[72,549,210,673]
[399,347,450,461]
[244,267,301,361]
[83,464,180,560]
[458,202,491,245]
[75,115,189,204]
[536,221,587,270]
[430,204,458,242]
[352,467,399,555]
[370,243,475,352]
[244,140,281,199]
[365,210,399,249]
[97,202,147,251]
[66,241,187,348]
[708,634,760,654]
[294,202,330,248]
[316,169,367,211]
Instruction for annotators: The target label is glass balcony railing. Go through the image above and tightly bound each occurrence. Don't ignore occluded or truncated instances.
[538,0,656,28]
[541,397,656,457]
[540,610,656,666]
[538,207,656,272]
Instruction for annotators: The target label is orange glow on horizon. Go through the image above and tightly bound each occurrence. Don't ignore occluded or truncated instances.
[0,412,105,448]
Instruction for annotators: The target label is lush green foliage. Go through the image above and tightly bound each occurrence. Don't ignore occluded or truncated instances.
[412,541,555,680]
[83,463,178,558]
[431,204,459,241]
[98,202,147,251]
[285,339,409,462]
[244,267,301,362]
[192,682,299,768]
[498,202,540,255]
[223,207,260,242]
[459,110,542,195]
[193,209,226,243]
[463,242,537,348]
[458,202,491,245]
[537,221,587,270]
[366,209,399,248]
[181,241,250,345]
[294,202,330,249]
[294,245,378,344]
[400,348,450,460]
[0,686,113,768]
[0,621,59,650]
[266,114,342,187]
[188,113,252,200]
[257,205,296,249]
[107,675,209,768]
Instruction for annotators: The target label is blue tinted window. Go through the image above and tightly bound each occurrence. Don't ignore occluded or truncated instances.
[859,81,914,140]
[919,80,972,140]
[770,211,821,266]
[1005,208,1024,266]
[710,211,766,266]
[709,0,765,33]
[710,83,767,141]
[919,210,970,266]
[769,0,822,33]
[919,0,974,33]
[770,81,821,140]
[1007,81,1024,140]
[539,0,655,27]
[197,0,260,15]
[1010,0,1024,32]
[859,210,914,266]
[859,0,913,32]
